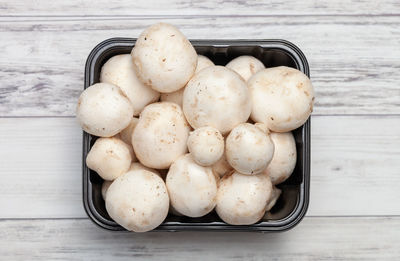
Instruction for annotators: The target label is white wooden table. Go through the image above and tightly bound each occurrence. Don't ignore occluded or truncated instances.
[1,1,399,259]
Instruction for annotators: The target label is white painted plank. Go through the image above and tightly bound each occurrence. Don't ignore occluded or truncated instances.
[0,16,399,116]
[309,115,400,215]
[1,0,399,16]
[0,217,399,260]
[0,116,399,218]
[0,117,83,218]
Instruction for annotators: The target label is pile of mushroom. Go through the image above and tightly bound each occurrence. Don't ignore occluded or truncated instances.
[76,23,314,232]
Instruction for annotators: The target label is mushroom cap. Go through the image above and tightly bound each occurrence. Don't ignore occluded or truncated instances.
[125,144,137,163]
[249,66,314,132]
[166,154,218,217]
[226,55,265,81]
[226,123,274,175]
[183,66,251,134]
[86,137,132,181]
[117,117,139,162]
[101,180,112,200]
[265,186,282,212]
[195,55,214,74]
[129,162,161,177]
[160,87,185,107]
[264,132,297,185]
[76,83,134,137]
[100,54,160,116]
[187,126,224,166]
[133,102,190,169]
[105,169,169,232]
[117,117,139,145]
[216,171,272,225]
[211,152,233,178]
[131,23,197,93]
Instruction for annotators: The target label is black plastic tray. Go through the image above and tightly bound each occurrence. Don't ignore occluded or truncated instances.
[83,38,311,232]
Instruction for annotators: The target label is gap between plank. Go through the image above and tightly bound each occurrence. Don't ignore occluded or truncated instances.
[0,13,399,23]
[1,14,400,18]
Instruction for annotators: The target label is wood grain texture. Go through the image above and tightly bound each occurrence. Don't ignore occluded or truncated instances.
[1,16,400,116]
[0,217,399,260]
[1,0,399,16]
[0,116,399,218]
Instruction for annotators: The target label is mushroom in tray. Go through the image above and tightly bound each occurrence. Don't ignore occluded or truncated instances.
[263,131,297,185]
[132,102,190,169]
[166,154,218,218]
[226,55,265,81]
[225,123,274,175]
[182,65,252,135]
[216,171,273,225]
[76,83,134,137]
[105,169,169,232]
[131,23,197,93]
[187,126,224,167]
[248,66,314,132]
[86,137,132,181]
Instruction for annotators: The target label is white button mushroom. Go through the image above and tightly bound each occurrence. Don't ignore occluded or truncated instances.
[166,154,218,217]
[131,23,197,93]
[118,117,138,145]
[160,55,215,106]
[105,169,169,232]
[225,123,274,175]
[133,102,190,169]
[263,132,297,185]
[101,180,112,200]
[86,137,132,181]
[195,55,214,74]
[216,171,272,225]
[226,55,265,81]
[125,146,137,163]
[160,87,185,107]
[129,162,161,177]
[76,83,134,137]
[183,66,252,134]
[100,54,160,116]
[187,126,224,166]
[211,152,233,178]
[248,66,315,132]
[117,117,139,162]
[265,186,282,212]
